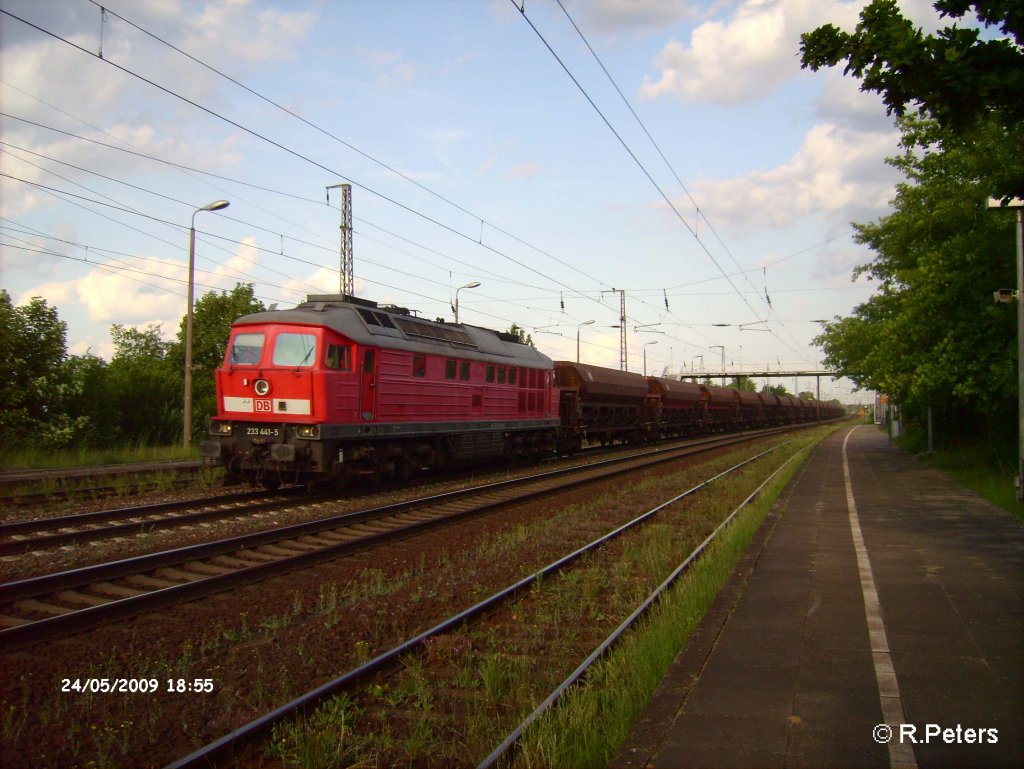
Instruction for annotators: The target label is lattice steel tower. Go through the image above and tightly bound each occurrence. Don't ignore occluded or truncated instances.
[326,183,354,297]
[602,288,627,371]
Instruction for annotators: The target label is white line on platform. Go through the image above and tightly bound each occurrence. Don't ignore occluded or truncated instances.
[843,425,918,769]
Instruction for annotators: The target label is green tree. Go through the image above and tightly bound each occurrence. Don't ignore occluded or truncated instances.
[168,283,266,438]
[106,323,181,445]
[0,290,83,449]
[61,352,114,448]
[814,116,1016,445]
[761,384,792,397]
[730,375,757,391]
[800,0,1024,195]
[505,322,535,348]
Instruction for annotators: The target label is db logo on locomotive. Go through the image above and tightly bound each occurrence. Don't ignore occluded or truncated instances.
[255,399,272,413]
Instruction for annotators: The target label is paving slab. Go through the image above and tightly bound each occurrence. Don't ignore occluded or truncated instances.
[610,425,1024,769]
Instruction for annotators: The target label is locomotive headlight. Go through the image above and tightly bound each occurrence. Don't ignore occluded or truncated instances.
[254,379,270,396]
[297,425,320,439]
[209,422,232,435]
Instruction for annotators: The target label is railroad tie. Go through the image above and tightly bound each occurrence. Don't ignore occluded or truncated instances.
[55,590,112,607]
[92,582,147,598]
[12,598,73,616]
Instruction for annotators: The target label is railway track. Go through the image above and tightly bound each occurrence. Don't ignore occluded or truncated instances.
[0,488,322,556]
[0,459,208,507]
[166,437,810,769]
[0,425,801,648]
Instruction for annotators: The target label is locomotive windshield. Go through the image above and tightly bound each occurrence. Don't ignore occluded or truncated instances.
[228,332,265,365]
[273,332,317,367]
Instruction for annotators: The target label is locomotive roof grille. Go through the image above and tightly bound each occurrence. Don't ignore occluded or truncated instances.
[356,307,399,330]
[394,317,477,349]
[229,295,559,365]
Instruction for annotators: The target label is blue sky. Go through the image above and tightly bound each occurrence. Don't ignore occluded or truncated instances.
[1,0,954,402]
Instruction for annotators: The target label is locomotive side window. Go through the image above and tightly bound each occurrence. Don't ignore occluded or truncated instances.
[497,366,506,384]
[325,344,352,370]
[460,360,470,381]
[273,333,317,367]
[486,365,495,383]
[445,359,457,380]
[229,333,265,365]
[509,367,517,385]
[413,354,426,378]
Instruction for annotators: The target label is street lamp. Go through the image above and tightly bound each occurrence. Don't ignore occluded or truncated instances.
[454,281,480,323]
[643,340,658,377]
[184,199,230,447]
[987,196,1024,498]
[576,320,594,363]
[711,344,725,384]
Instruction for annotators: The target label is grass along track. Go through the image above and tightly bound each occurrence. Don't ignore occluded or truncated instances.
[0,424,838,769]
[184,426,837,769]
[0,427,799,647]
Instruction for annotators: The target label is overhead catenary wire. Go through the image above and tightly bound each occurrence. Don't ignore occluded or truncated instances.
[510,0,764,323]
[0,173,566,334]
[515,1,818,366]
[80,0,607,293]
[0,113,560,297]
[0,5,841,374]
[555,0,817,367]
[0,6,610,315]
[552,0,768,307]
[1,163,576,331]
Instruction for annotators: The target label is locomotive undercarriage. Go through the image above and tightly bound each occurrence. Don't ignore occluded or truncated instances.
[203,423,559,490]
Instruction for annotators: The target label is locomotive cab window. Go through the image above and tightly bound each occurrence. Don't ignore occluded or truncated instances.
[229,333,265,365]
[325,344,352,371]
[272,333,317,367]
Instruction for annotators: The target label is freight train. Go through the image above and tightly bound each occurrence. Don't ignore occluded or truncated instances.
[199,295,843,489]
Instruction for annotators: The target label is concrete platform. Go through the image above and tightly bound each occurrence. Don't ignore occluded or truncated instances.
[611,424,1024,769]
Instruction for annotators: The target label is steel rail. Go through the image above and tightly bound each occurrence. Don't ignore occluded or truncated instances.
[0,425,806,648]
[477,443,812,768]
[0,488,318,554]
[163,441,793,769]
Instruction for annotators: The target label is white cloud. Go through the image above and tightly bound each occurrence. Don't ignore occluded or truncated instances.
[639,0,862,105]
[683,122,899,232]
[282,265,341,299]
[181,0,317,66]
[77,261,184,325]
[216,236,261,281]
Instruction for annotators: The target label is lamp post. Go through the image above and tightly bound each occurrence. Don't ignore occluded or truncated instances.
[710,345,725,384]
[184,199,230,447]
[576,320,594,363]
[987,196,1024,499]
[454,281,480,323]
[691,355,703,380]
[643,340,658,376]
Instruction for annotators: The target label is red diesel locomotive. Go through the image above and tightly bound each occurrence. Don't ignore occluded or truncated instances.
[200,295,560,488]
[201,295,845,488]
